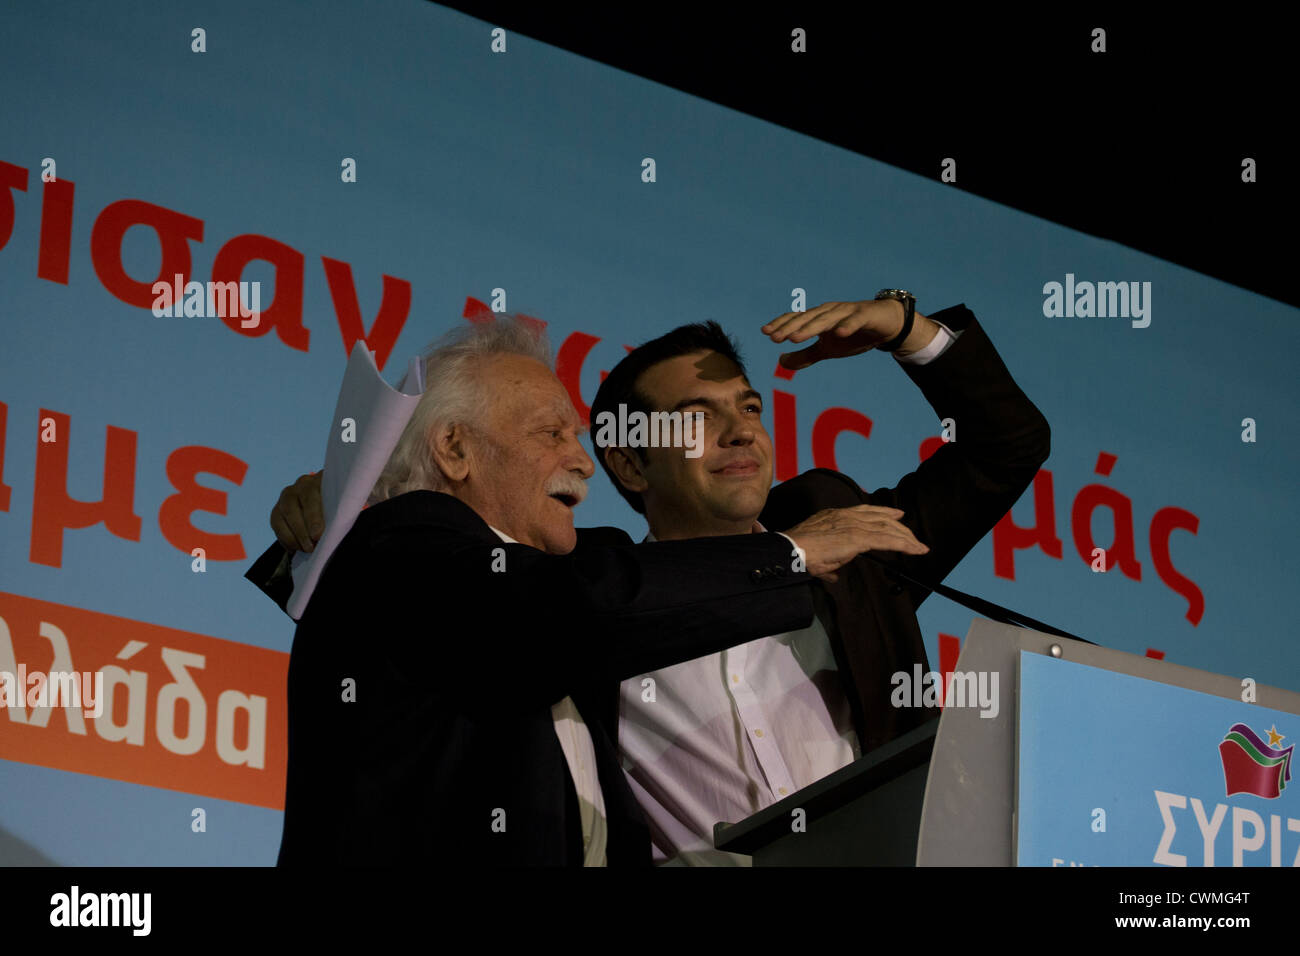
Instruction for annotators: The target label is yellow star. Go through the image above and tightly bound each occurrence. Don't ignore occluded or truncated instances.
[1266,725,1285,748]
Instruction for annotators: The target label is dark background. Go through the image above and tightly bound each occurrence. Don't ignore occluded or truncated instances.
[438,4,1295,309]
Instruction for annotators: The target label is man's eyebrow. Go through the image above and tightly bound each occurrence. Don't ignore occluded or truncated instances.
[525,406,588,432]
[671,396,719,413]
[525,402,575,421]
[671,389,763,413]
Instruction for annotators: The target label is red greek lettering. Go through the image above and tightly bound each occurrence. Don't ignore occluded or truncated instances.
[0,160,28,251]
[90,199,204,308]
[37,178,75,284]
[992,469,1063,579]
[30,409,142,567]
[1070,452,1141,580]
[555,331,601,426]
[158,446,249,561]
[321,256,411,372]
[773,389,800,480]
[0,401,10,513]
[811,406,872,472]
[211,234,307,350]
[1149,506,1204,626]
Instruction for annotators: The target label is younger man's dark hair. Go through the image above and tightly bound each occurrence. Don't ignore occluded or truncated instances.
[589,321,748,514]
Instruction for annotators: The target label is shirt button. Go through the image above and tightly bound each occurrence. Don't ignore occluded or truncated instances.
[753,728,764,737]
[779,787,788,795]
[732,674,740,683]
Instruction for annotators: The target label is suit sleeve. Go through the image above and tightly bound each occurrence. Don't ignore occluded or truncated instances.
[349,526,816,715]
[242,525,647,618]
[244,541,294,615]
[846,305,1051,608]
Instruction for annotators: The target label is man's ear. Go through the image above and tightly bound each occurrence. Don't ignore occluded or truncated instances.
[429,423,471,483]
[604,446,649,497]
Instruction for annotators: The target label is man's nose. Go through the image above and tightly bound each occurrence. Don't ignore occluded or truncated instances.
[569,440,596,479]
[720,413,756,446]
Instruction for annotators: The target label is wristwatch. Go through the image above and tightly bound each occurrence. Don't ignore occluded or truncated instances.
[874,289,916,352]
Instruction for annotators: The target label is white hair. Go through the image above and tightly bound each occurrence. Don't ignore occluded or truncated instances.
[368,314,553,504]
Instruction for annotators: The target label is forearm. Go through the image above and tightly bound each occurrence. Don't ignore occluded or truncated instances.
[898,313,1049,470]
[882,302,941,359]
[854,311,1050,597]
[387,532,816,711]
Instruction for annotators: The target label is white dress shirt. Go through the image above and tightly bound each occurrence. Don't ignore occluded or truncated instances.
[617,527,860,865]
[489,526,608,867]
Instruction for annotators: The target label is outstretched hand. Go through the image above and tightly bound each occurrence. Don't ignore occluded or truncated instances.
[784,503,929,582]
[762,299,923,371]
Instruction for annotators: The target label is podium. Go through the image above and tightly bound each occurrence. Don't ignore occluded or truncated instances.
[715,619,1300,866]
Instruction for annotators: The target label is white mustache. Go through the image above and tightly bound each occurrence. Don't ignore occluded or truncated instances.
[545,474,588,504]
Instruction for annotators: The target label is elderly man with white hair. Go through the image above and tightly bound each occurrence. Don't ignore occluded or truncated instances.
[257,315,899,866]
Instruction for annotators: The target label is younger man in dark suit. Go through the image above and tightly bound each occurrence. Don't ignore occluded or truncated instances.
[587,293,1049,863]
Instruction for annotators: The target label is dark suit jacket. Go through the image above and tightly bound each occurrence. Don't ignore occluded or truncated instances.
[758,304,1050,753]
[269,490,815,866]
[565,305,1049,755]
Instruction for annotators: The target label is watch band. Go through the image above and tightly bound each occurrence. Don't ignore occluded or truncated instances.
[874,289,916,352]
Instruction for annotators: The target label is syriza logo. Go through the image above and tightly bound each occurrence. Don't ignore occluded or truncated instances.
[1153,723,1298,866]
[1219,722,1292,800]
